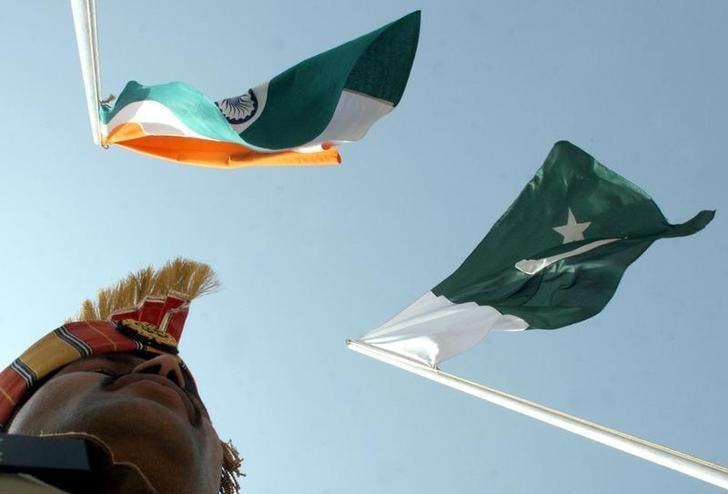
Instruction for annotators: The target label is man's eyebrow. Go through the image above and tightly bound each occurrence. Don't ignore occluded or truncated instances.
[94,353,144,364]
[63,353,144,369]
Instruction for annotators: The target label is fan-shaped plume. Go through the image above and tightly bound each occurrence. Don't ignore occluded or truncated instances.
[73,258,219,321]
[220,440,244,494]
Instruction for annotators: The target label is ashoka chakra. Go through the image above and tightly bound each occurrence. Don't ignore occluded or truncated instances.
[215,89,259,124]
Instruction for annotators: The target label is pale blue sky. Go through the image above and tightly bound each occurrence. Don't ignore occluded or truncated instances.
[1,1,726,493]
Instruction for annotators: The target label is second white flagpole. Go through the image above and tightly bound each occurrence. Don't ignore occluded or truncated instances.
[347,339,728,491]
[70,0,103,146]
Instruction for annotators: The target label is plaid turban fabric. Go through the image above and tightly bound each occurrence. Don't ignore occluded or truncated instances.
[0,293,192,430]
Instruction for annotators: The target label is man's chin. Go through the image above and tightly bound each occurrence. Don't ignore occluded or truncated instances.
[61,397,202,464]
[51,398,211,493]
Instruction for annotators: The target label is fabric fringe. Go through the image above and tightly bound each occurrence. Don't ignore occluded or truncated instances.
[73,258,219,321]
[220,439,244,494]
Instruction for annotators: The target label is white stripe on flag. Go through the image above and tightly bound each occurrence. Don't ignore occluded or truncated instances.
[294,89,394,152]
[103,100,212,140]
[361,291,527,367]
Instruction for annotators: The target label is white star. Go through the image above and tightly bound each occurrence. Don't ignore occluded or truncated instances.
[553,209,591,244]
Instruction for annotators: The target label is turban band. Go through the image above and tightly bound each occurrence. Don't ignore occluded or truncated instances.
[0,293,192,430]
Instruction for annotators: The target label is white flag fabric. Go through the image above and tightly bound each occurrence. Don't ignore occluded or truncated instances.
[361,292,527,367]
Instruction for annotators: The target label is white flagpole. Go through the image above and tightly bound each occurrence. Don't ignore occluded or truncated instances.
[347,339,728,491]
[70,0,103,146]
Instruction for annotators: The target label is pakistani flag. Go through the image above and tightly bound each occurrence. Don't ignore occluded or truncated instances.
[360,141,714,367]
[101,11,420,168]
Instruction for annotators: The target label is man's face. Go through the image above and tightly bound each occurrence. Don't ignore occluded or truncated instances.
[7,352,223,494]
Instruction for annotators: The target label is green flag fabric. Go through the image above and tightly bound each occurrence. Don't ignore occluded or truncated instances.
[360,141,714,367]
[231,10,421,150]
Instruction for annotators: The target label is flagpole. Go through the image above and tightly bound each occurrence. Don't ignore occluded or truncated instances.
[70,0,103,146]
[346,339,728,490]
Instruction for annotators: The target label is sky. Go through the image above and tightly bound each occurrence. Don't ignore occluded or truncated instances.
[1,1,727,493]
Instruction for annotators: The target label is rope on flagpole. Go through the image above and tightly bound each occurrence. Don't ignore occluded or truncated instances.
[346,339,728,491]
[70,0,103,146]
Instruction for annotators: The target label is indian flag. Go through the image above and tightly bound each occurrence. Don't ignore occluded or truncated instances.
[359,141,714,367]
[101,11,420,168]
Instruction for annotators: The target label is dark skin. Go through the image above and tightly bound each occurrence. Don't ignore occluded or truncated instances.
[7,353,223,494]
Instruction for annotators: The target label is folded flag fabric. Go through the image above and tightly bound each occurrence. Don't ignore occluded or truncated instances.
[360,141,714,367]
[100,11,420,168]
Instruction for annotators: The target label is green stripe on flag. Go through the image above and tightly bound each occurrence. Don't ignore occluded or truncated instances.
[240,11,420,150]
[101,80,242,143]
[432,141,714,329]
[344,11,420,105]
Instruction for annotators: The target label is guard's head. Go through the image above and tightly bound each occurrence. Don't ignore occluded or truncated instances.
[0,259,242,494]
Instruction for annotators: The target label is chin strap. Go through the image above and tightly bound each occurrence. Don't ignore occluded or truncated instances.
[0,432,155,493]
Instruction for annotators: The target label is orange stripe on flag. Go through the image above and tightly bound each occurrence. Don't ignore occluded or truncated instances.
[105,123,342,168]
[105,122,148,143]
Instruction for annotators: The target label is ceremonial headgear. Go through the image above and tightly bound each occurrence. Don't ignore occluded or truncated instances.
[0,258,217,429]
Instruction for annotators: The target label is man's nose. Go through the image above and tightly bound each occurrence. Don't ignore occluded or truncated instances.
[131,354,186,388]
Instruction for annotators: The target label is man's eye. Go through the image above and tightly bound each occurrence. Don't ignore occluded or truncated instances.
[86,368,119,377]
